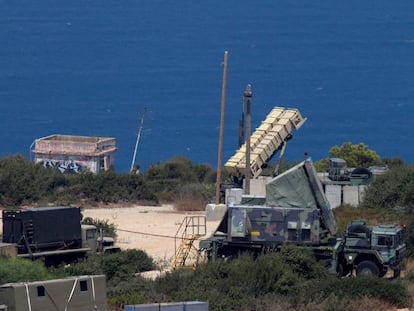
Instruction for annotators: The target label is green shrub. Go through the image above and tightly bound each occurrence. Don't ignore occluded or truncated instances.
[405,269,414,282]
[173,183,211,211]
[0,155,68,207]
[107,277,152,308]
[108,292,146,309]
[361,164,414,211]
[0,154,211,208]
[301,276,409,308]
[0,257,53,283]
[55,249,154,285]
[82,217,117,239]
[152,253,305,310]
[100,250,154,283]
[55,256,103,278]
[280,244,327,280]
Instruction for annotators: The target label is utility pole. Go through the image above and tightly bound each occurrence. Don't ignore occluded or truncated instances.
[244,84,252,195]
[215,51,228,204]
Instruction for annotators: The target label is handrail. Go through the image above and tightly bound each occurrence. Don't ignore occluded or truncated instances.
[173,216,206,268]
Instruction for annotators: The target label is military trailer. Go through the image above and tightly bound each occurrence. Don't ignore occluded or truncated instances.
[2,206,119,266]
[0,275,108,311]
[199,158,406,277]
[327,157,350,181]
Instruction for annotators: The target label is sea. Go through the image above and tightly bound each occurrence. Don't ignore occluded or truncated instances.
[1,1,414,173]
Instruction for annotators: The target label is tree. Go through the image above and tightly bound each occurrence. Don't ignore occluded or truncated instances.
[328,142,381,167]
[361,164,414,211]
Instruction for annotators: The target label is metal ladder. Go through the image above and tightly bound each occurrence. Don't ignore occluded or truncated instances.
[172,216,206,269]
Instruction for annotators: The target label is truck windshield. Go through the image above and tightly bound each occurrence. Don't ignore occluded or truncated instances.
[377,235,394,247]
[86,229,96,240]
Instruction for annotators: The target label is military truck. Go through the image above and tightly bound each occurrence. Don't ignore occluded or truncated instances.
[199,158,406,277]
[332,220,405,277]
[2,206,119,266]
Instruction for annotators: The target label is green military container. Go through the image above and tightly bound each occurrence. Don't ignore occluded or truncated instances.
[0,275,108,311]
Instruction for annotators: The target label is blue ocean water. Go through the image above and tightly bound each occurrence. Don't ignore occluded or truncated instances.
[1,1,414,172]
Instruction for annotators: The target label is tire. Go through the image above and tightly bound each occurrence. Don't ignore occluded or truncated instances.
[356,260,380,277]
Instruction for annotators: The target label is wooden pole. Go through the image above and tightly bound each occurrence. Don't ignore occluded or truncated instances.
[244,84,252,195]
[215,51,228,204]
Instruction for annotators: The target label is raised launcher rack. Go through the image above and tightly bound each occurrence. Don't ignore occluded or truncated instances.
[225,106,306,179]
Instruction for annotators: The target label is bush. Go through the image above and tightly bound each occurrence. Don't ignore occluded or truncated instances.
[0,257,53,283]
[0,154,216,209]
[82,216,117,239]
[144,157,216,205]
[348,296,399,311]
[279,245,327,280]
[57,249,154,284]
[66,171,158,204]
[405,269,414,283]
[0,155,68,207]
[301,276,409,308]
[361,164,414,211]
[151,251,321,310]
[173,183,211,211]
[108,291,147,309]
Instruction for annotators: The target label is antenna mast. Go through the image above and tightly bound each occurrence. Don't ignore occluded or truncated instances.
[130,108,146,173]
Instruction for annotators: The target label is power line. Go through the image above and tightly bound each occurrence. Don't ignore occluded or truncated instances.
[115,227,205,241]
[115,228,178,240]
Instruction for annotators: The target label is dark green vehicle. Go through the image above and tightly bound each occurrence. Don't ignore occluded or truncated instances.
[199,158,406,277]
[332,220,406,277]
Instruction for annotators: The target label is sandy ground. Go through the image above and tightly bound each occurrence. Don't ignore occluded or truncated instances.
[82,204,220,268]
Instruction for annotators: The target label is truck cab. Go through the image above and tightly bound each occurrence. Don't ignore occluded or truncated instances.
[81,225,120,254]
[333,221,406,277]
[81,225,98,254]
[370,224,406,273]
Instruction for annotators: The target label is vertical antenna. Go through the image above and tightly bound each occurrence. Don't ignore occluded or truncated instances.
[238,96,245,148]
[130,108,146,173]
[215,51,228,204]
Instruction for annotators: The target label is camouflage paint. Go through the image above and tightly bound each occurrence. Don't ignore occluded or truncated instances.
[265,158,337,236]
[227,205,323,245]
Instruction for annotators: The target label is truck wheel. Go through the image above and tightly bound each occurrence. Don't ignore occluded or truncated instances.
[356,260,380,277]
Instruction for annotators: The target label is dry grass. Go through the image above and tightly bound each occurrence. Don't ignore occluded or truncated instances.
[348,296,399,311]
[173,198,206,211]
[333,205,399,235]
[405,259,414,272]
